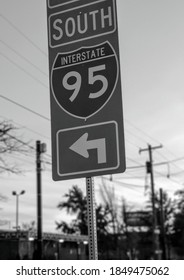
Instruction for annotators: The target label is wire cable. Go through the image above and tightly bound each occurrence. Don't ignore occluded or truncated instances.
[0,114,50,141]
[0,39,48,77]
[0,52,48,89]
[1,14,47,57]
[0,94,50,121]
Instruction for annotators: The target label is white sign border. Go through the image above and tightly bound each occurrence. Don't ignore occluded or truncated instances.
[56,121,120,178]
[48,0,80,9]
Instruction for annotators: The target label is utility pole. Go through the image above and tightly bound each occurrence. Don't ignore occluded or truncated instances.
[139,144,162,259]
[36,140,46,260]
[159,188,167,259]
[122,201,130,259]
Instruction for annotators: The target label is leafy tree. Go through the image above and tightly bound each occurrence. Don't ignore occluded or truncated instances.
[56,185,88,234]
[99,179,130,259]
[22,221,36,232]
[145,189,174,259]
[171,189,184,258]
[99,179,123,235]
[0,194,7,210]
[0,120,32,212]
[56,185,126,259]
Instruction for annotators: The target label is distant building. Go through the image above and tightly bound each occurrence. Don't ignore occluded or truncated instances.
[0,230,88,260]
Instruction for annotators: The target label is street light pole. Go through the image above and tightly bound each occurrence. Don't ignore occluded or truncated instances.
[12,190,25,231]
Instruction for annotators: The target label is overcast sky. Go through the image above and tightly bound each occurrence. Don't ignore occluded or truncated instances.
[0,0,184,233]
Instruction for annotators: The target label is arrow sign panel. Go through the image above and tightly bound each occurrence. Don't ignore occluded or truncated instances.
[56,121,119,179]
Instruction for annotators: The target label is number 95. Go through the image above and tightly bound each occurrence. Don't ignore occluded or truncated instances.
[62,64,108,102]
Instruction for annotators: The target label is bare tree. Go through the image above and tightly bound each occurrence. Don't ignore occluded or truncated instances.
[0,120,33,210]
[22,221,36,232]
[99,177,125,235]
[0,193,7,210]
[0,120,32,174]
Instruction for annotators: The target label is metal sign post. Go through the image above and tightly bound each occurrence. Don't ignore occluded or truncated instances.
[86,177,98,260]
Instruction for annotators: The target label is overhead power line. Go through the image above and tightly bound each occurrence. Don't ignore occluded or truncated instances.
[125,128,150,147]
[7,133,35,150]
[1,130,52,166]
[0,114,50,140]
[7,133,52,162]
[0,165,20,173]
[0,52,48,89]
[125,119,184,174]
[1,14,47,57]
[127,164,145,170]
[125,118,161,146]
[126,156,145,167]
[1,96,183,174]
[0,94,50,121]
[101,176,144,194]
[0,39,48,77]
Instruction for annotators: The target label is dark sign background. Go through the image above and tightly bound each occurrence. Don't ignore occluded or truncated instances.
[51,42,118,119]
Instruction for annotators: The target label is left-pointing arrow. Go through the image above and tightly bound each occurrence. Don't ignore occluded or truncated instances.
[69,133,107,164]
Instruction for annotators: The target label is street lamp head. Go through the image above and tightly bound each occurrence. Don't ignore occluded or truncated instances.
[12,190,25,196]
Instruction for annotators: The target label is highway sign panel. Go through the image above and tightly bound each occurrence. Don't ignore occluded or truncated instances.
[47,0,126,180]
[125,211,152,227]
